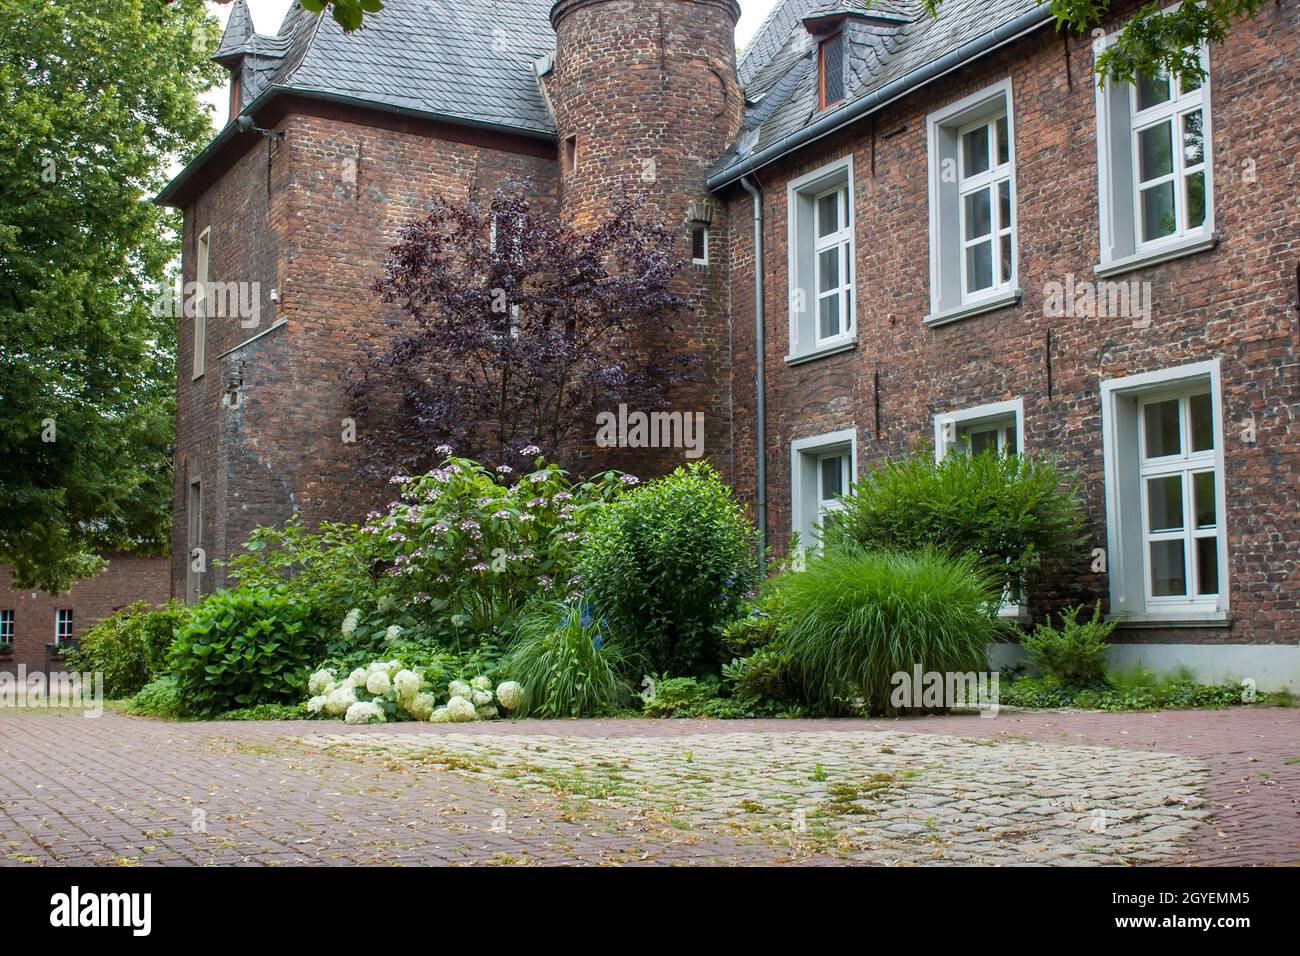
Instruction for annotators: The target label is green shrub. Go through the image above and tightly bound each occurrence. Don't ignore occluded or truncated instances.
[1001,668,1269,711]
[503,602,629,717]
[771,548,1008,714]
[579,462,760,677]
[1020,602,1114,686]
[821,449,1087,604]
[127,676,187,720]
[170,585,318,717]
[64,601,188,698]
[640,675,797,719]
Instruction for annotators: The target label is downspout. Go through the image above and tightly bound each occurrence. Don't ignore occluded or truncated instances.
[740,176,766,575]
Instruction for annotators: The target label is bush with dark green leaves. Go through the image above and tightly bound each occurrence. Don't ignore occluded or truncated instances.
[64,601,188,698]
[169,586,319,717]
[127,676,187,720]
[578,463,760,677]
[820,449,1087,605]
[1019,602,1114,686]
[771,547,1009,714]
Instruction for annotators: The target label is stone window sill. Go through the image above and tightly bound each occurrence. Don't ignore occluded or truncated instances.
[1094,232,1218,279]
[924,289,1022,328]
[784,337,857,366]
[1108,610,1232,629]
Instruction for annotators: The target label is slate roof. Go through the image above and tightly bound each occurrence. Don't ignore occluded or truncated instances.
[714,0,1050,185]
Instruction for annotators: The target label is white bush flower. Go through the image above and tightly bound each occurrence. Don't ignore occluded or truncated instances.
[324,684,357,716]
[430,706,452,724]
[475,704,499,720]
[308,669,335,696]
[341,608,361,638]
[365,669,392,696]
[384,624,403,644]
[307,695,328,715]
[472,689,493,707]
[446,696,477,722]
[495,681,525,711]
[349,667,369,687]
[448,679,472,700]
[384,659,404,678]
[469,675,492,692]
[407,692,437,722]
[393,669,422,700]
[345,701,386,725]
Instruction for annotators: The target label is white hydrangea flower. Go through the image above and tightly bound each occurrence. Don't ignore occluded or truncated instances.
[349,667,368,687]
[345,701,386,725]
[393,669,421,700]
[308,669,335,696]
[475,704,498,720]
[384,624,403,644]
[407,692,437,721]
[324,684,357,716]
[385,660,404,678]
[306,695,328,715]
[495,681,525,711]
[341,608,361,638]
[365,669,392,696]
[430,706,452,724]
[446,696,477,722]
[471,689,493,707]
[377,594,395,613]
[469,675,492,692]
[448,679,472,700]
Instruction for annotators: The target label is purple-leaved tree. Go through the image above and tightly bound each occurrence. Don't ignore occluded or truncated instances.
[347,183,693,475]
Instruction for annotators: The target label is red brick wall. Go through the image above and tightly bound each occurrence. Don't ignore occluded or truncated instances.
[550,0,744,479]
[0,556,170,674]
[174,102,560,598]
[723,3,1299,645]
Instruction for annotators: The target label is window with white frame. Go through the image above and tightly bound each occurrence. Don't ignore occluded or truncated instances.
[690,225,709,266]
[1094,33,1213,270]
[934,399,1023,459]
[55,608,74,643]
[786,157,855,360]
[791,428,856,550]
[0,609,13,643]
[194,226,210,379]
[926,81,1018,323]
[1101,361,1227,621]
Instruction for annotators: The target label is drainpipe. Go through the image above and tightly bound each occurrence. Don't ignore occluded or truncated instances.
[740,176,766,575]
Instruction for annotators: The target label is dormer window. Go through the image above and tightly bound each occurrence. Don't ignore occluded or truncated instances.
[819,32,844,110]
[229,72,241,122]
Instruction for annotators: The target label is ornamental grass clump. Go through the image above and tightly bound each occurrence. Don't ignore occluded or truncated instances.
[771,548,1009,715]
[503,602,629,718]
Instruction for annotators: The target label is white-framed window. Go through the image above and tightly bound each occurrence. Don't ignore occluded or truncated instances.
[786,156,855,361]
[194,226,210,380]
[934,398,1023,460]
[926,80,1019,325]
[791,428,857,549]
[690,225,709,266]
[55,608,74,643]
[1094,30,1214,274]
[1101,360,1228,622]
[0,609,14,643]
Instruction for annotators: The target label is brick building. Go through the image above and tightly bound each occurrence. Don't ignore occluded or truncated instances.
[0,556,171,674]
[159,0,1299,689]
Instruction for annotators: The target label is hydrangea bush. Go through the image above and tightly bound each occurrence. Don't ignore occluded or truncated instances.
[306,656,527,725]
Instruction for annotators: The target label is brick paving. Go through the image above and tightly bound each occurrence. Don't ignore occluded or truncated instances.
[0,707,1295,866]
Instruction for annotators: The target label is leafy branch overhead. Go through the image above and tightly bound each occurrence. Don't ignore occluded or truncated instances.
[917,0,1267,86]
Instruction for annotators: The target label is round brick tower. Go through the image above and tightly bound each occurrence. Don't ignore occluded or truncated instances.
[548,0,744,474]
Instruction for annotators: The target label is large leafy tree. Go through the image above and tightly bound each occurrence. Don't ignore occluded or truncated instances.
[0,0,221,592]
[349,184,692,473]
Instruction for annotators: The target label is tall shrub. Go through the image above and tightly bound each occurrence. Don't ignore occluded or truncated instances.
[578,463,760,677]
[772,548,1008,714]
[64,601,188,698]
[821,449,1087,603]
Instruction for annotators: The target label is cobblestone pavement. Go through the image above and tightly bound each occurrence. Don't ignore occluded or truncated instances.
[0,707,1295,866]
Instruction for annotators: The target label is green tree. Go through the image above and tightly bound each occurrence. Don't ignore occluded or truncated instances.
[919,0,1268,86]
[0,0,221,592]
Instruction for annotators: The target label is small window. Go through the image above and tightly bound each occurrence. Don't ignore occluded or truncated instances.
[563,135,577,176]
[787,157,855,360]
[0,609,14,643]
[690,226,709,265]
[1095,31,1213,269]
[819,33,844,110]
[194,227,210,380]
[791,428,856,550]
[55,609,74,643]
[187,478,203,605]
[926,81,1018,323]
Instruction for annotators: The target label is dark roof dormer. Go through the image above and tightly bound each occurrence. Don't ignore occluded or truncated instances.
[212,0,289,120]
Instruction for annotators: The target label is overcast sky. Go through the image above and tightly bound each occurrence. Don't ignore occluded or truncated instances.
[201,0,779,118]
